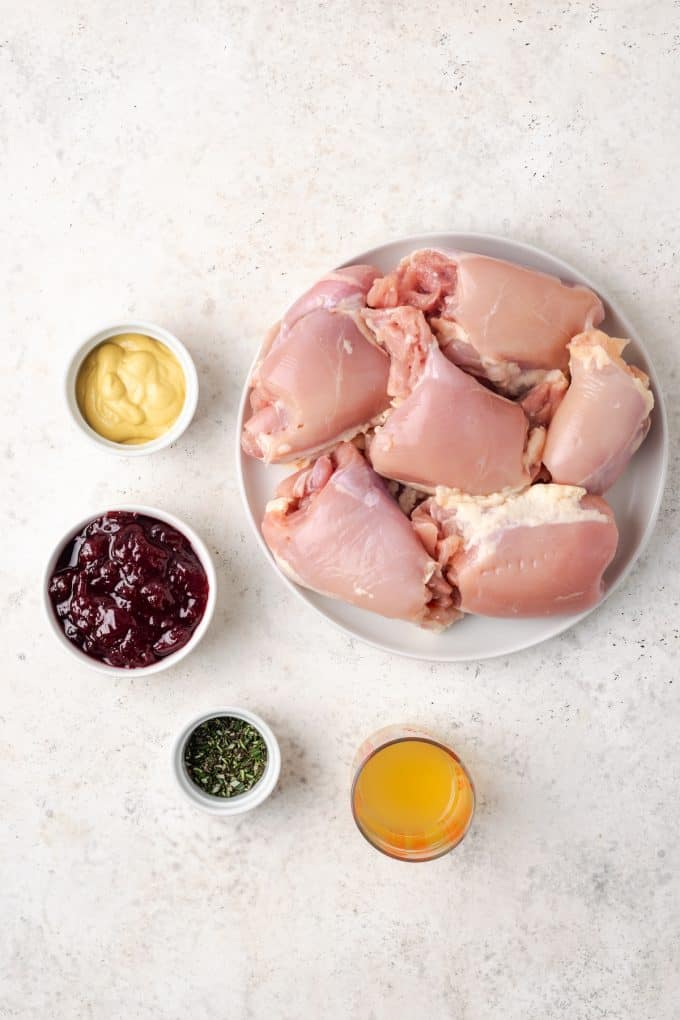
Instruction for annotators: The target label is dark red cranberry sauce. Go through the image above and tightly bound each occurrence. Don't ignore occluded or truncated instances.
[48,512,209,668]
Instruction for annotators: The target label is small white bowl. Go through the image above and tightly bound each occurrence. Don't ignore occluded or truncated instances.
[171,707,281,815]
[65,320,199,456]
[42,504,217,677]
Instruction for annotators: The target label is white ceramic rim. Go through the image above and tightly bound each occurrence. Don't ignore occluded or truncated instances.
[171,706,281,815]
[235,231,669,662]
[64,320,199,456]
[42,504,217,676]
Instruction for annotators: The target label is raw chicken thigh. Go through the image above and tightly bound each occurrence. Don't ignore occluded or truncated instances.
[543,330,655,493]
[368,249,604,392]
[261,443,458,627]
[242,265,389,462]
[412,484,618,617]
[362,307,543,494]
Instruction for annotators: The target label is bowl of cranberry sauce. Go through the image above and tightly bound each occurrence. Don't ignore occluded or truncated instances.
[44,507,216,674]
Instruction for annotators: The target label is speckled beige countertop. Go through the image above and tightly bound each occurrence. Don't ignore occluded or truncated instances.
[2,2,679,1018]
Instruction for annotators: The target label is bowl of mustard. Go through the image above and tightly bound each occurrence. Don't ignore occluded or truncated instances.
[66,321,199,455]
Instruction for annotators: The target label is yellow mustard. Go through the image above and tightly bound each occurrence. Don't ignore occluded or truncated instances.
[76,333,186,445]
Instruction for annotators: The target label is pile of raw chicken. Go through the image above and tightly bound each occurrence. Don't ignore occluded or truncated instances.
[241,250,654,629]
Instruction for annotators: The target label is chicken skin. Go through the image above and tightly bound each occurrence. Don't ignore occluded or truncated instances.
[543,330,654,493]
[368,249,604,393]
[262,443,458,628]
[242,265,389,462]
[412,484,618,617]
[362,306,543,494]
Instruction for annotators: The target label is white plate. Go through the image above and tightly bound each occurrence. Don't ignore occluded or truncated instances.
[236,233,668,662]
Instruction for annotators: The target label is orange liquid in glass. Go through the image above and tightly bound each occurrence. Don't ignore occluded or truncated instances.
[352,738,474,861]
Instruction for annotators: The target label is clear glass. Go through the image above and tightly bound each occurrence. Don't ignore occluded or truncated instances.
[351,725,475,862]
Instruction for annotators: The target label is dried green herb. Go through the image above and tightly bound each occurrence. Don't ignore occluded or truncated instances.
[184,716,268,798]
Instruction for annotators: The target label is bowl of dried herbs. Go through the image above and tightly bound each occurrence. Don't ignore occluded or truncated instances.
[172,707,281,814]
